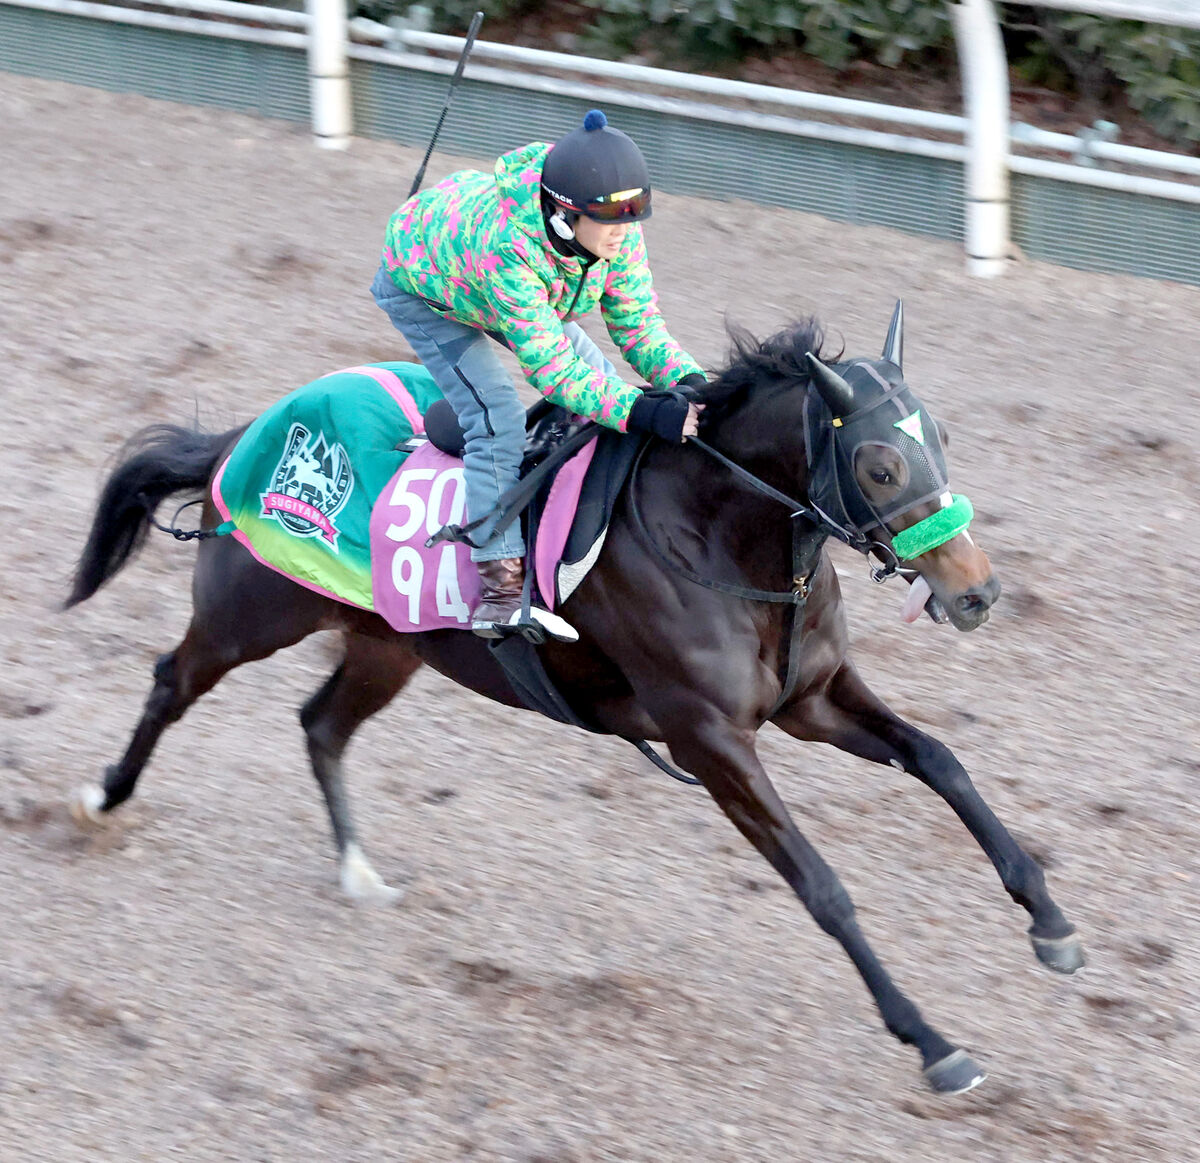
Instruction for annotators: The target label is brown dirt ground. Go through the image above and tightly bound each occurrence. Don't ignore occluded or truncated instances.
[2,71,1199,1163]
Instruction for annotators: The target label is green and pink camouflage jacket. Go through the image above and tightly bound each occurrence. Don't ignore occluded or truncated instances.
[381,141,704,432]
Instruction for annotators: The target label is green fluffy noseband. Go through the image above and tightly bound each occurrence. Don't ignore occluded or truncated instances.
[890,494,974,560]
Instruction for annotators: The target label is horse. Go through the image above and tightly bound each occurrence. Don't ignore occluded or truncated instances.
[63,304,1083,1095]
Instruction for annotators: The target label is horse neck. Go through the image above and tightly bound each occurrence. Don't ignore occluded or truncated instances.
[647,413,808,592]
[701,384,812,505]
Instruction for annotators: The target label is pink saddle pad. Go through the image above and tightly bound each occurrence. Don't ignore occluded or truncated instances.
[369,437,598,633]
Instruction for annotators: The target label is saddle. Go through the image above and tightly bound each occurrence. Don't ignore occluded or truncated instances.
[418,395,643,611]
[210,361,692,781]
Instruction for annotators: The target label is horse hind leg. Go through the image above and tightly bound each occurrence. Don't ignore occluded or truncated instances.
[72,631,235,824]
[299,632,423,904]
[72,534,331,826]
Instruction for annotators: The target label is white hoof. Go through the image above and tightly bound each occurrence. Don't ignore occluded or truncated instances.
[340,844,403,905]
[71,784,107,826]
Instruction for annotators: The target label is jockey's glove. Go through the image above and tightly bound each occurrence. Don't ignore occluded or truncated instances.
[674,372,709,400]
[627,389,690,442]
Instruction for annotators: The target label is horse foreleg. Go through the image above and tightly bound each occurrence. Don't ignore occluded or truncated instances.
[666,709,986,1094]
[299,633,423,904]
[773,662,1083,975]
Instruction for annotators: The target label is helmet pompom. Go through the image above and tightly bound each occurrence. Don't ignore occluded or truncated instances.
[583,109,608,131]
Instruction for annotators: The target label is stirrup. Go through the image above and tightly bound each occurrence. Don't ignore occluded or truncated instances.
[472,606,579,644]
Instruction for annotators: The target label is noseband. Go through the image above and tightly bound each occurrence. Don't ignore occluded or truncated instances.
[630,393,973,603]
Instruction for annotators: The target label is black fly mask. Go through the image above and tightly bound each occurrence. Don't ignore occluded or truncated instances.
[802,303,973,563]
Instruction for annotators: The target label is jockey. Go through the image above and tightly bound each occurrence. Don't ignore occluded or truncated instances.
[371,108,706,642]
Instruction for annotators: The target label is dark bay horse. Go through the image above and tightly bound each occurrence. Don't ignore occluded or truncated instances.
[65,306,1082,1094]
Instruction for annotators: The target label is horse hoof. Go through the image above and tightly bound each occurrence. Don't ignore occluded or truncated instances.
[340,845,404,905]
[70,784,107,826]
[1031,931,1086,975]
[923,1049,986,1095]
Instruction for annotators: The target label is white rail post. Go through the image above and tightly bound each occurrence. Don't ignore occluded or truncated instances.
[952,0,1011,277]
[308,0,352,149]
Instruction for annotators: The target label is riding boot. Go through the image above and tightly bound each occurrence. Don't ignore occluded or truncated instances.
[472,557,524,633]
[472,557,579,643]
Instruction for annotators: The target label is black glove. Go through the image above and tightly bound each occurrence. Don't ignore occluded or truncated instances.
[626,389,690,442]
[674,372,709,400]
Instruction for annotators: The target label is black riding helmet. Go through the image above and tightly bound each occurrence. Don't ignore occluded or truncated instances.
[540,109,652,227]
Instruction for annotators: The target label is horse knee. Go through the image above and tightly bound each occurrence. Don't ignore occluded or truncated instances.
[907,737,972,791]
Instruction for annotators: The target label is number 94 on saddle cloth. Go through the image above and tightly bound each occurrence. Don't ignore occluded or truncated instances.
[210,362,611,632]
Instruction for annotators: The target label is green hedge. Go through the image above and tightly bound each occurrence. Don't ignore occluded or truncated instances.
[1006,7,1200,145]
[382,1,1200,147]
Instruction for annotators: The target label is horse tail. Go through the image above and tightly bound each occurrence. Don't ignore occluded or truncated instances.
[64,423,246,609]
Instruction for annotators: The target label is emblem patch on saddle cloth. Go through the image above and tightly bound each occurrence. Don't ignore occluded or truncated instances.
[212,361,443,610]
[261,423,354,551]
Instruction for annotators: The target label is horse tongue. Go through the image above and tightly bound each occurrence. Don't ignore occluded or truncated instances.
[901,574,933,623]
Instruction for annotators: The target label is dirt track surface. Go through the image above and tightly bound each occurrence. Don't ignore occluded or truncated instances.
[2,72,1199,1162]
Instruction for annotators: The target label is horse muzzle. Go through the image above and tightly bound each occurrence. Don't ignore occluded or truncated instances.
[903,567,1001,631]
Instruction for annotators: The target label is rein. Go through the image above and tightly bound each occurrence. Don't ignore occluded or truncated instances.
[628,437,824,605]
[689,437,817,528]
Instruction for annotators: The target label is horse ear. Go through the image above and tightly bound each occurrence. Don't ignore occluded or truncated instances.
[804,353,856,417]
[882,299,904,370]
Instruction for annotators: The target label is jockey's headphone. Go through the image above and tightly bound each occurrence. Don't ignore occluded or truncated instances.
[548,208,576,240]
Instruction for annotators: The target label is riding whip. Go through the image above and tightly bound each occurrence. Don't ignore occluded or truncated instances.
[407,10,484,199]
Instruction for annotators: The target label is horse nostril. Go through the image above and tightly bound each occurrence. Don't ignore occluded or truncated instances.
[956,592,986,617]
[955,579,1000,619]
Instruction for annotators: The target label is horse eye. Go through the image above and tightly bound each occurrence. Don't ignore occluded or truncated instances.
[870,469,893,485]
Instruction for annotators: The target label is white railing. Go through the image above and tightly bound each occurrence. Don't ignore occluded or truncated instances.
[308,0,350,149]
[388,28,966,134]
[4,0,306,42]
[5,0,1198,273]
[954,0,1200,275]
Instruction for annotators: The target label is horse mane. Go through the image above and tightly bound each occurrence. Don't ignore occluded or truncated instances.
[697,317,842,421]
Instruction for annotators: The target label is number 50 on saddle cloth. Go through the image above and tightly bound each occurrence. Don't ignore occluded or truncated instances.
[210,363,604,632]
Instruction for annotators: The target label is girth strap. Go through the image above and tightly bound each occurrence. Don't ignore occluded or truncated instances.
[487,637,701,786]
[483,450,703,788]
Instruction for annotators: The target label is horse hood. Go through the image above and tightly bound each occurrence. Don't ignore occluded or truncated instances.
[803,358,951,544]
